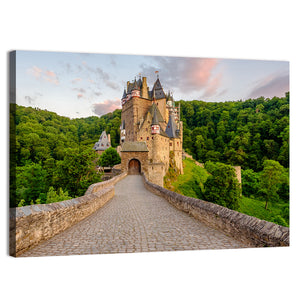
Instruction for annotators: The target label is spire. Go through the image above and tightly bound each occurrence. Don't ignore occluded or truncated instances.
[122,88,126,99]
[165,112,177,138]
[151,105,160,135]
[152,106,159,125]
[152,77,165,99]
[152,88,156,102]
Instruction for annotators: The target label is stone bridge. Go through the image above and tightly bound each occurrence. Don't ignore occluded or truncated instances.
[10,174,289,257]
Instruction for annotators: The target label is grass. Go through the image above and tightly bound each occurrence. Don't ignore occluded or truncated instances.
[167,158,209,199]
[165,157,289,227]
[238,196,289,227]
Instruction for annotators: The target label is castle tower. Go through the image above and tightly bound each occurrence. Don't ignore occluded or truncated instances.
[120,74,183,185]
[141,77,149,99]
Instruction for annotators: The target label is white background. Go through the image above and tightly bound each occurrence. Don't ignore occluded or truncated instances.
[1,1,299,299]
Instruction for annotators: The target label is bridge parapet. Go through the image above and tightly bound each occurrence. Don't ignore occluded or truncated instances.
[85,171,127,194]
[142,174,289,247]
[10,172,127,257]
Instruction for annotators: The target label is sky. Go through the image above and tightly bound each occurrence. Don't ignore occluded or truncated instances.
[15,50,289,119]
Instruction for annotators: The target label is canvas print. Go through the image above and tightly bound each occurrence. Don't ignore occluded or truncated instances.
[9,51,290,257]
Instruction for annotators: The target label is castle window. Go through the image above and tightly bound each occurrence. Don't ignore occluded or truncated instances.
[170,142,172,146]
[140,137,143,140]
[147,137,149,140]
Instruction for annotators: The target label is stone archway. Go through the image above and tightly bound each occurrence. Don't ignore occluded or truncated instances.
[128,159,141,175]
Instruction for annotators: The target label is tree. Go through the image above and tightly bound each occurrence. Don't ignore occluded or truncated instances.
[98,147,121,167]
[259,160,285,209]
[54,147,102,197]
[241,169,260,197]
[203,161,241,210]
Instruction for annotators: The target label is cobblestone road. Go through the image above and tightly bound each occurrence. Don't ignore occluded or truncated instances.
[21,175,246,257]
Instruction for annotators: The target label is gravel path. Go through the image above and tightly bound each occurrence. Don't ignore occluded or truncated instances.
[21,175,246,257]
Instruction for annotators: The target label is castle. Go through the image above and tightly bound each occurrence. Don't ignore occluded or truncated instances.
[119,75,183,186]
[93,130,111,154]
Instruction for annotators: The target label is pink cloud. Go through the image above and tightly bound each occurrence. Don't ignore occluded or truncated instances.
[140,57,221,95]
[92,99,121,116]
[248,72,289,98]
[201,73,223,97]
[184,58,218,89]
[27,66,43,79]
[77,93,84,99]
[45,70,56,77]
[27,66,59,85]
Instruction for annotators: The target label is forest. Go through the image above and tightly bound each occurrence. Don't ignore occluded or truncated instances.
[179,92,289,171]
[10,92,289,216]
[10,104,121,207]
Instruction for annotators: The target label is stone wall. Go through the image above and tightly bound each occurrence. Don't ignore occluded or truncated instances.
[85,172,127,194]
[142,174,289,247]
[10,172,127,257]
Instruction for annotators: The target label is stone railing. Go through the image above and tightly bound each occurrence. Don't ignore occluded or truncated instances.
[10,172,127,257]
[84,172,127,194]
[143,174,289,247]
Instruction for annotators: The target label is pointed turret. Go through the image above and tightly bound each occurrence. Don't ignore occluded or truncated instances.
[165,112,177,138]
[141,77,149,99]
[152,77,165,99]
[152,106,159,125]
[131,78,140,97]
[122,89,127,99]
[151,106,160,134]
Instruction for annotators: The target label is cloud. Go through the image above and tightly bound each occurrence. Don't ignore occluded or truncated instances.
[92,99,121,116]
[24,95,35,104]
[248,72,289,98]
[27,66,59,85]
[77,93,84,99]
[73,87,86,94]
[24,92,43,105]
[139,56,221,96]
[71,77,82,84]
[201,73,223,97]
[28,66,43,79]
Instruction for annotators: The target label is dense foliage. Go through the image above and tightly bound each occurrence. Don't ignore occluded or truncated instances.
[98,147,121,167]
[178,92,289,171]
[203,161,241,210]
[10,104,122,207]
[11,92,289,217]
[165,158,289,226]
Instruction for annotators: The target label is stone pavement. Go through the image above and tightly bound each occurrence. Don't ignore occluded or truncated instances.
[20,175,246,257]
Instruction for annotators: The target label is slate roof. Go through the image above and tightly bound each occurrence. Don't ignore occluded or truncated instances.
[121,141,149,152]
[165,113,178,138]
[93,131,111,151]
[152,78,165,99]
[151,106,159,125]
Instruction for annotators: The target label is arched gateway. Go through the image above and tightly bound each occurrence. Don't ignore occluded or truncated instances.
[120,141,149,176]
[128,159,141,175]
